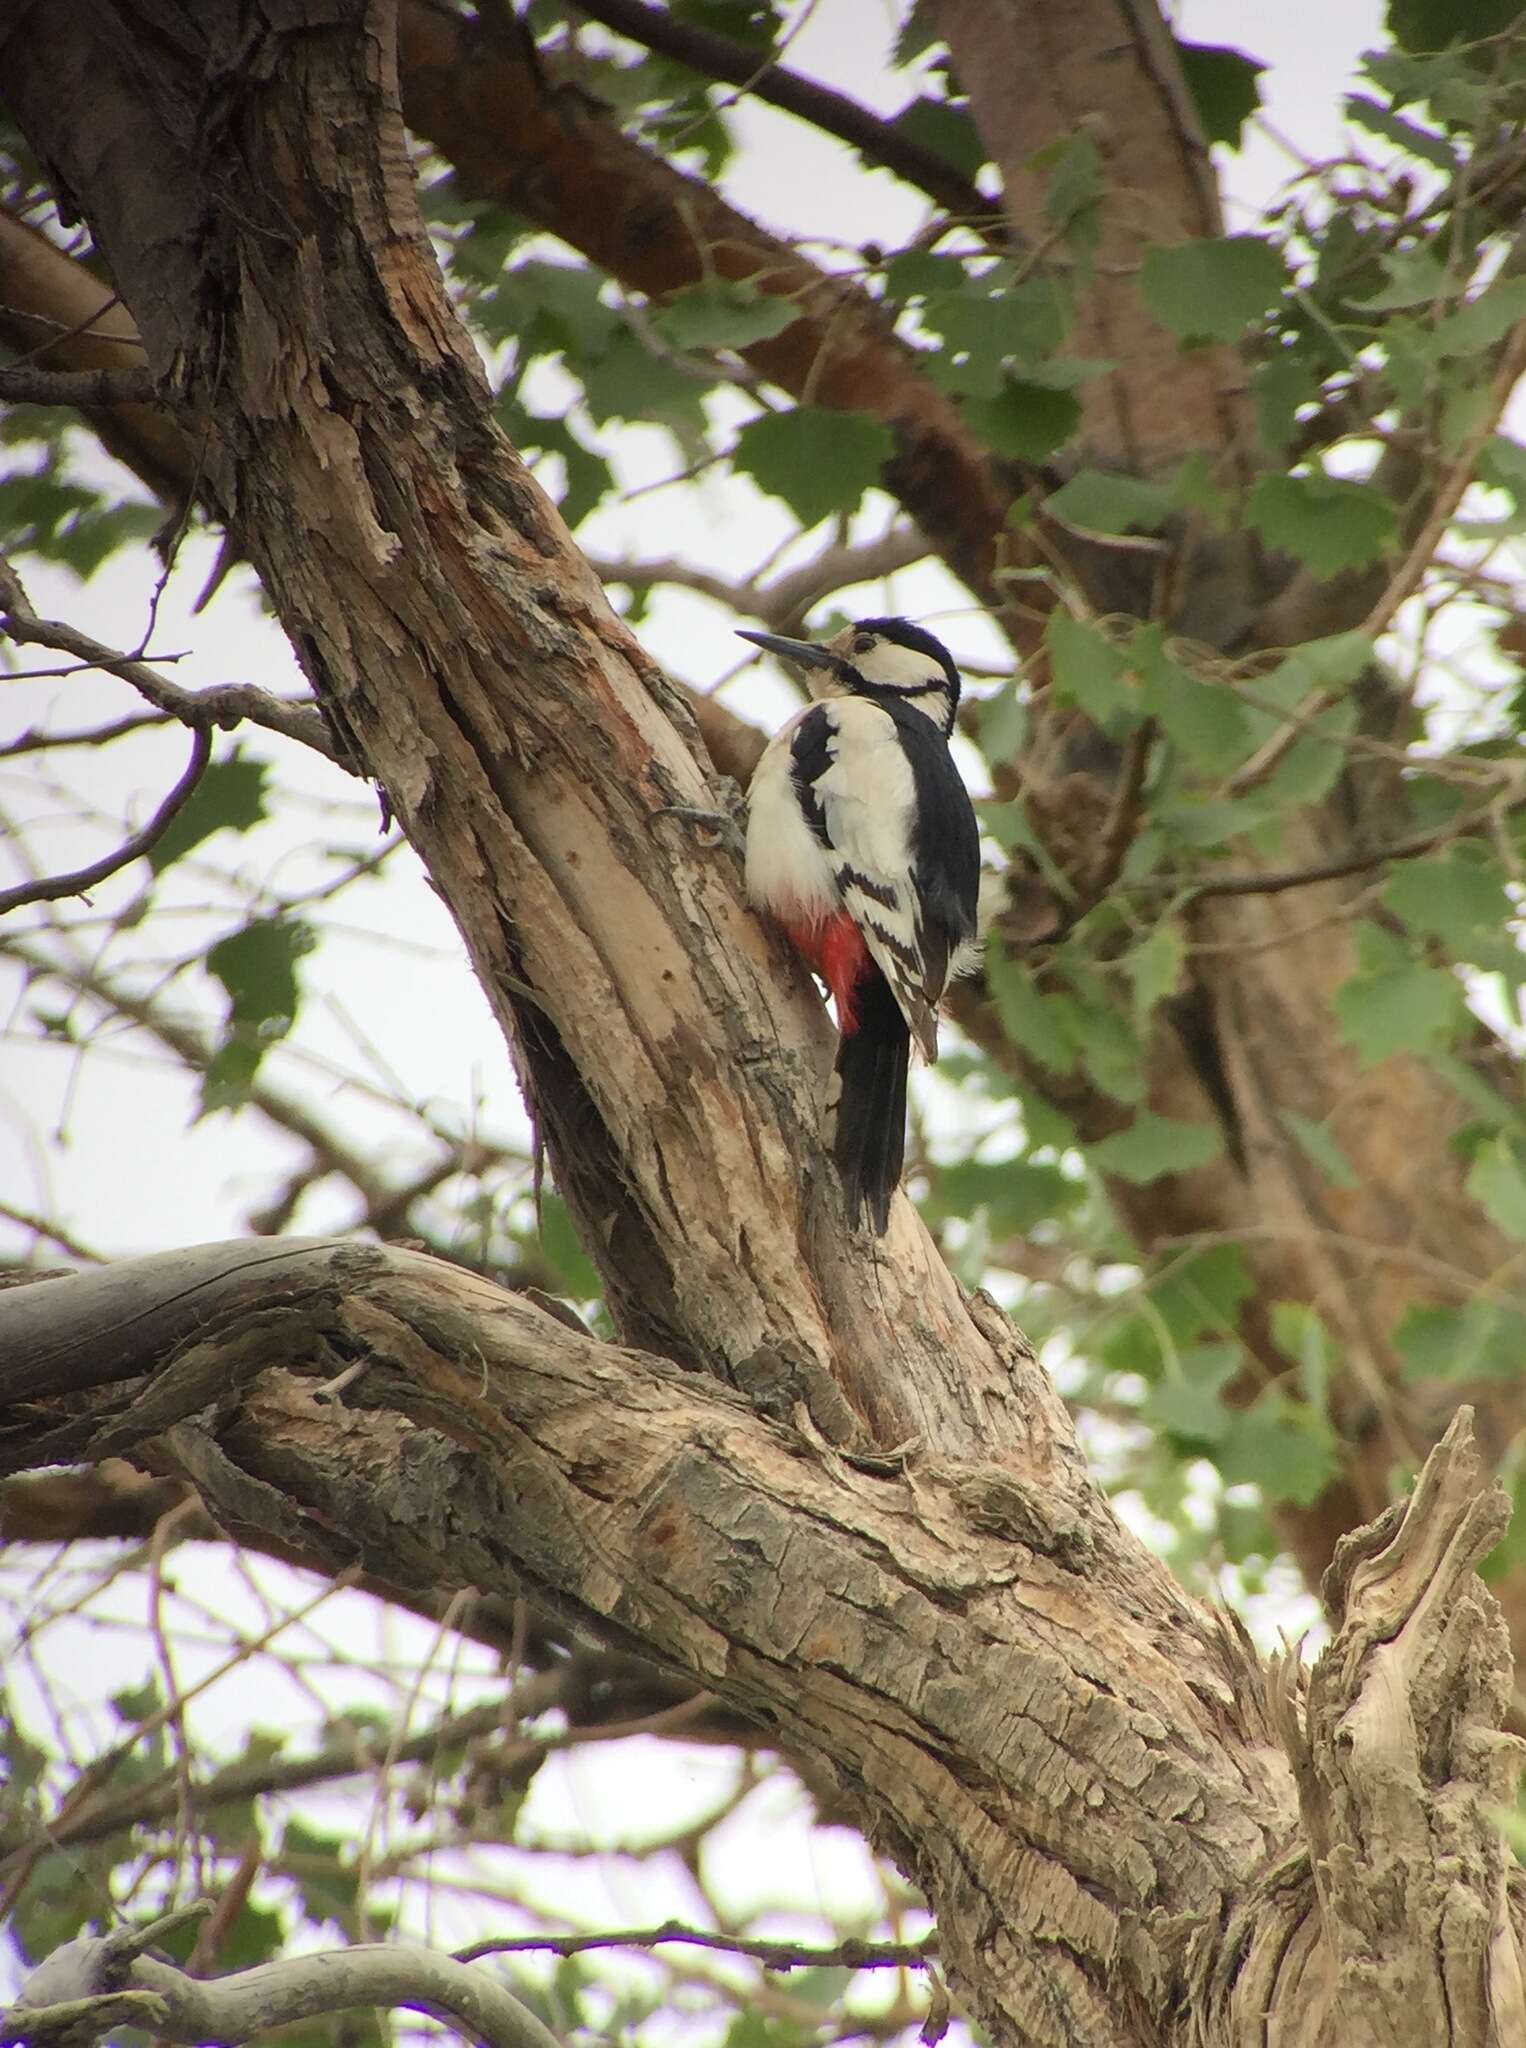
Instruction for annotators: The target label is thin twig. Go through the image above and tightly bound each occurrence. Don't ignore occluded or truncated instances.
[456,1919,938,1971]
[573,0,1004,240]
[0,723,212,914]
[1359,315,1526,646]
[1141,786,1525,900]
[0,711,173,756]
[0,555,338,761]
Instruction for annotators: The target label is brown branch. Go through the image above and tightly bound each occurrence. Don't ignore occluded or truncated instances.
[587,527,930,637]
[396,0,1015,627]
[1167,789,1526,900]
[457,1920,937,1971]
[0,1680,565,1879]
[0,204,191,503]
[571,0,1005,237]
[0,559,338,761]
[0,711,172,756]
[0,360,155,406]
[0,722,212,914]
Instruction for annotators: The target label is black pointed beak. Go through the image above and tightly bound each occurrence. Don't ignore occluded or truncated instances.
[735,628,839,673]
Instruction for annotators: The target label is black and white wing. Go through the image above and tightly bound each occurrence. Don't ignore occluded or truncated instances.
[799,697,979,1060]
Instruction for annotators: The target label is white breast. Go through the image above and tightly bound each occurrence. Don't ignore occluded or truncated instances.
[745,709,839,923]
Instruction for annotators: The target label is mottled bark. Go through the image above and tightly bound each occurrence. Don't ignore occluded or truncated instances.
[2,0,1522,1671]
[929,0,1526,1636]
[1,1242,1520,2045]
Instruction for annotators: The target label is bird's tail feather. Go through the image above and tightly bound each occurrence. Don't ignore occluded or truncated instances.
[826,973,909,1233]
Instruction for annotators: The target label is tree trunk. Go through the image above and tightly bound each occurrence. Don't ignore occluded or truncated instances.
[1,4,1523,2041]
[2,1242,1522,2044]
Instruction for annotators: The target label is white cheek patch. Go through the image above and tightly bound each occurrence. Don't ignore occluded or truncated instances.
[851,639,948,694]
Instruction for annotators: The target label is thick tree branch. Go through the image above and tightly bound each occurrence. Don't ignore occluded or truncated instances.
[0,359,154,405]
[1,1240,1518,2041]
[0,1236,1289,2041]
[395,0,1016,624]
[0,205,192,502]
[932,0,1249,480]
[3,1932,560,2048]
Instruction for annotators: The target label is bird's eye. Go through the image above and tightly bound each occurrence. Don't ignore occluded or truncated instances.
[852,633,876,654]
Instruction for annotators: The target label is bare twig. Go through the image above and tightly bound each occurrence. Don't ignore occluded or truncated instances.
[0,711,172,756]
[572,0,1003,238]
[1145,785,1526,900]
[0,723,212,914]
[0,556,338,761]
[587,526,930,640]
[457,1919,938,1971]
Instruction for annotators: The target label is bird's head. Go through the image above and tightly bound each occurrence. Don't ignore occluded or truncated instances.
[737,616,961,737]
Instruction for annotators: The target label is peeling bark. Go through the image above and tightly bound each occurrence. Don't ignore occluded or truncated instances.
[3,0,1523,1685]
[1,1245,1519,2044]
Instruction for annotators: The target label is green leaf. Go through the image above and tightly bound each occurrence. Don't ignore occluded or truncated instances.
[1246,471,1397,577]
[1383,848,1511,938]
[987,944,1077,1074]
[1467,1136,1526,1240]
[1270,1301,1337,1422]
[1396,1299,1526,1383]
[884,249,969,300]
[1355,243,1453,311]
[207,917,314,1033]
[1252,351,1320,454]
[283,1819,360,1931]
[928,1156,1082,1235]
[1045,468,1173,535]
[1065,987,1145,1103]
[1126,920,1184,1023]
[1174,41,1266,149]
[1333,955,1462,1063]
[973,681,1026,763]
[148,752,269,876]
[1087,1111,1223,1183]
[1432,278,1526,360]
[892,96,988,179]
[1151,1243,1253,1342]
[1388,0,1521,54]
[1257,631,1375,702]
[1217,1400,1339,1506]
[650,281,797,351]
[733,407,892,528]
[581,331,708,428]
[1038,133,1102,249]
[1046,611,1141,734]
[1133,627,1252,771]
[111,1676,162,1723]
[961,380,1080,462]
[1281,1109,1359,1190]
[1142,1342,1242,1444]
[1344,95,1457,172]
[1139,235,1288,344]
[537,1191,602,1298]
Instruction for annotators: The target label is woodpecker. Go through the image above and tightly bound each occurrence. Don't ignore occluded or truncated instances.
[738,616,980,1234]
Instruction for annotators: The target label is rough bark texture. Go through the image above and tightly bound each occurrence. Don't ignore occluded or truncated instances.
[2,5,1523,2040]
[6,2,1520,1650]
[925,0,1526,1640]
[1,1243,1520,2045]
